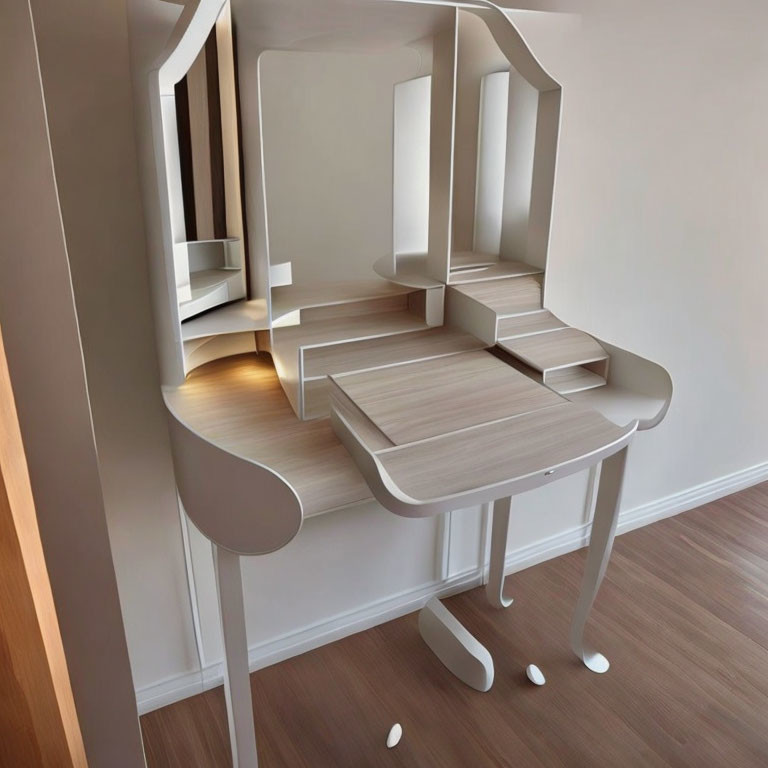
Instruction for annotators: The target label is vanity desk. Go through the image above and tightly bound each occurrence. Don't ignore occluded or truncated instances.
[147,1,672,765]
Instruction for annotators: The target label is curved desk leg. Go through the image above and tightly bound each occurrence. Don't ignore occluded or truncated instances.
[486,496,513,609]
[418,597,495,692]
[570,447,628,674]
[214,546,259,767]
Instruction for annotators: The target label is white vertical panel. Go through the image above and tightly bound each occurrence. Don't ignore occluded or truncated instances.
[499,69,539,262]
[473,71,509,255]
[427,12,458,284]
[393,75,431,258]
[446,505,485,577]
[527,87,561,272]
[161,94,187,244]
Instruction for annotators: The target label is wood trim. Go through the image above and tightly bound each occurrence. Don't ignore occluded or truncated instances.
[0,325,86,767]
[186,48,215,240]
[175,76,197,241]
[175,7,243,248]
[230,17,250,280]
[215,4,244,244]
[205,31,227,240]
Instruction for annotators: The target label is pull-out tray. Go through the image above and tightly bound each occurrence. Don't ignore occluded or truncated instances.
[330,350,636,517]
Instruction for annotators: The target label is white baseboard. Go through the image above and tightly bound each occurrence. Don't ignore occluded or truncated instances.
[617,460,768,535]
[136,568,484,715]
[136,460,768,715]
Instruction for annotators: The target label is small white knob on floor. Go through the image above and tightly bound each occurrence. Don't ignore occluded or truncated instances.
[526,664,546,686]
[386,723,402,749]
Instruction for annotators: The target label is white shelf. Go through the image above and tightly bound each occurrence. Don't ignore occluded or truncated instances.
[373,253,445,290]
[448,258,542,284]
[271,278,415,323]
[181,299,269,341]
[179,268,245,321]
[567,385,667,429]
[303,325,486,378]
[545,366,606,395]
[179,237,239,246]
[175,238,246,321]
[275,310,426,349]
[188,268,239,296]
[497,328,608,373]
[450,251,498,271]
[497,310,567,340]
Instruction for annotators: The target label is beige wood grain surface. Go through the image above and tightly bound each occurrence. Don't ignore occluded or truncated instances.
[332,350,562,445]
[274,310,426,350]
[545,365,606,394]
[301,377,332,420]
[451,275,542,314]
[165,354,372,515]
[497,309,567,339]
[271,279,413,318]
[300,294,410,323]
[374,402,631,499]
[448,259,542,284]
[329,383,394,452]
[499,328,608,372]
[303,325,486,378]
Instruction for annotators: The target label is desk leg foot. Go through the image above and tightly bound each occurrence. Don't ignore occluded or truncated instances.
[486,496,513,609]
[214,546,259,768]
[418,597,494,692]
[570,447,628,674]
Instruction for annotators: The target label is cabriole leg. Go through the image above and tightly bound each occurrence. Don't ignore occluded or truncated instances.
[486,496,513,609]
[214,546,259,767]
[570,447,628,673]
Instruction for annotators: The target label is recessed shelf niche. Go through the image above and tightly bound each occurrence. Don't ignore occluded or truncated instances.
[175,238,246,321]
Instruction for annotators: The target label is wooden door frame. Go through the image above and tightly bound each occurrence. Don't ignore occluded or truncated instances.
[0,0,147,764]
[0,326,86,767]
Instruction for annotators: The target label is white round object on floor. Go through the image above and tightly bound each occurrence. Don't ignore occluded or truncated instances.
[386,723,403,749]
[583,652,610,674]
[526,664,546,686]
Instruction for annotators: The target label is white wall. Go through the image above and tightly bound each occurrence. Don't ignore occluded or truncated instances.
[2,0,151,762]
[507,0,768,508]
[260,48,428,284]
[122,0,768,713]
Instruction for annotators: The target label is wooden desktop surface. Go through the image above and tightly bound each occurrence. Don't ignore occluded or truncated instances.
[331,350,634,505]
[166,349,634,517]
[164,354,372,517]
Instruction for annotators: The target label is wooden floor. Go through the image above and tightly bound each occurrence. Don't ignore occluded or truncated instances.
[141,483,768,767]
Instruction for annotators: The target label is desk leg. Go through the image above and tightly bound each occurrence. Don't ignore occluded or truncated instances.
[418,597,495,692]
[214,546,259,767]
[570,447,628,674]
[486,496,513,609]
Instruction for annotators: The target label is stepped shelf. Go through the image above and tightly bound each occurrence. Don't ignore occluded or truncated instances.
[303,325,485,379]
[497,328,608,373]
[497,310,567,339]
[275,310,426,349]
[449,255,542,284]
[545,365,607,395]
[271,278,415,324]
[450,275,543,316]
